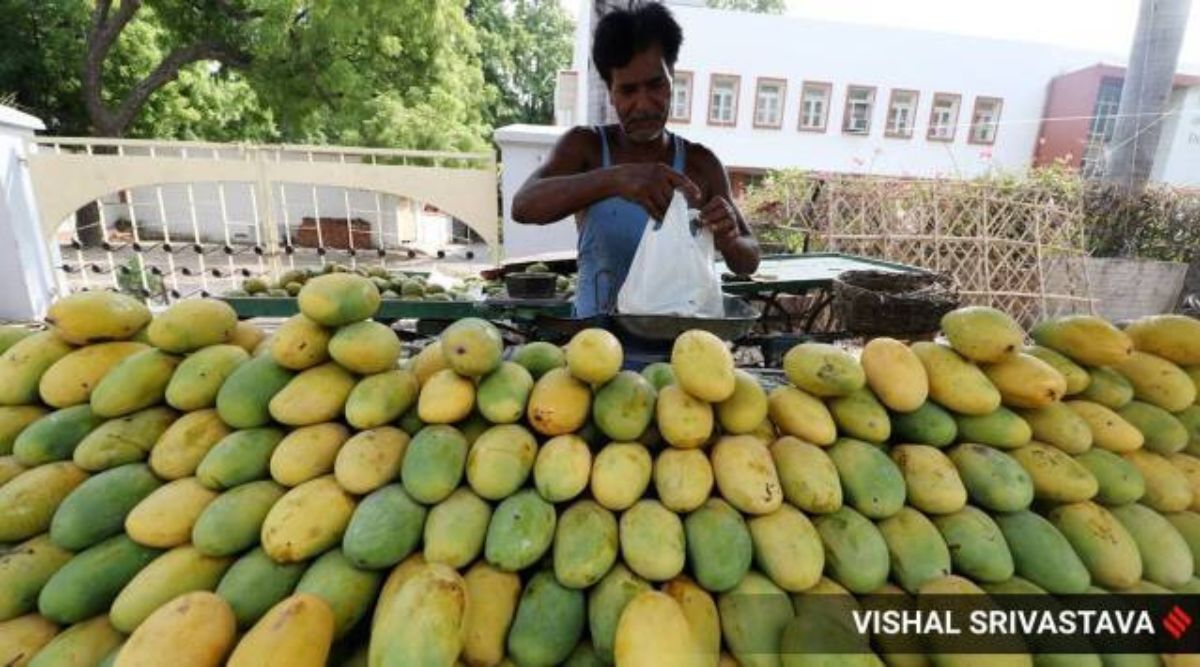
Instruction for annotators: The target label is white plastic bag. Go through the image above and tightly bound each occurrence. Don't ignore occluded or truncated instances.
[617,190,724,317]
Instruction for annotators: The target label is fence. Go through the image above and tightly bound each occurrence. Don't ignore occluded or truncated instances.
[745,172,1096,327]
[23,137,498,304]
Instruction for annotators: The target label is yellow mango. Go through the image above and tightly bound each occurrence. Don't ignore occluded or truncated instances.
[1010,442,1099,503]
[440,318,503,378]
[1114,351,1197,413]
[767,385,837,445]
[227,594,335,667]
[748,504,824,592]
[90,349,180,418]
[715,369,768,435]
[941,306,1024,363]
[1025,345,1091,396]
[268,362,357,426]
[0,406,49,456]
[0,614,59,667]
[526,368,591,437]
[982,353,1067,409]
[229,320,266,354]
[125,477,218,548]
[418,368,476,425]
[0,456,28,485]
[268,314,331,370]
[653,448,714,514]
[261,476,357,563]
[1123,450,1193,513]
[147,299,237,353]
[566,328,623,385]
[0,462,89,543]
[149,409,231,480]
[891,444,967,515]
[661,577,721,665]
[411,340,448,386]
[38,342,148,408]
[372,552,426,630]
[1169,453,1200,512]
[46,292,150,345]
[1126,314,1200,366]
[591,443,652,511]
[911,342,1001,416]
[345,369,419,430]
[329,320,401,375]
[671,330,735,402]
[334,426,409,495]
[113,592,236,667]
[0,332,75,406]
[269,422,351,487]
[27,614,123,667]
[861,337,928,412]
[369,563,467,667]
[656,384,714,449]
[1030,315,1133,367]
[109,545,234,633]
[533,434,592,503]
[1065,400,1144,453]
[462,563,521,667]
[614,591,702,667]
[770,436,842,514]
[783,342,864,398]
[711,435,782,515]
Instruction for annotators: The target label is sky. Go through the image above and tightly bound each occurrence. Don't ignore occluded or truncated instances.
[561,0,1200,70]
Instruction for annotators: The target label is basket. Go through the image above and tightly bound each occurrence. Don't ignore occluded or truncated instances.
[833,270,958,336]
[505,273,558,299]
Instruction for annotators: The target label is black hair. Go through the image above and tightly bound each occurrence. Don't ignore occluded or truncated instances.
[592,2,684,86]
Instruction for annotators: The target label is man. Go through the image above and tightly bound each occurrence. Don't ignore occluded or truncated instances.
[512,1,760,318]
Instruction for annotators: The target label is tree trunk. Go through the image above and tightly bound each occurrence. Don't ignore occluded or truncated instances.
[1104,0,1192,194]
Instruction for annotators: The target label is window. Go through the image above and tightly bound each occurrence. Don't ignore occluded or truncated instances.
[753,78,786,129]
[799,82,832,131]
[928,93,962,141]
[554,70,578,127]
[708,74,740,126]
[670,71,693,122]
[885,89,919,138]
[1083,78,1123,175]
[842,85,876,135]
[969,97,1003,144]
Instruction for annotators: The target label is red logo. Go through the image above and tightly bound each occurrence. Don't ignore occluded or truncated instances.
[1164,605,1192,640]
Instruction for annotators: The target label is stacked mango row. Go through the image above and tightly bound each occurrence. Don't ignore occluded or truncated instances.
[0,272,1198,667]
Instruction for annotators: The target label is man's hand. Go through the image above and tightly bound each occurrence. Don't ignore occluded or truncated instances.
[697,196,740,243]
[611,162,701,221]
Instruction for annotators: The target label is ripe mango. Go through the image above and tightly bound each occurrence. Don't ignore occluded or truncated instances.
[1026,345,1091,396]
[911,342,1001,416]
[591,443,652,511]
[715,369,768,435]
[13,404,104,466]
[1110,503,1194,590]
[1125,314,1200,366]
[268,314,331,370]
[891,444,967,515]
[334,426,409,495]
[671,330,735,402]
[640,361,676,390]
[782,342,864,398]
[269,362,356,427]
[147,299,237,353]
[860,337,928,411]
[166,344,249,411]
[466,424,536,500]
[954,406,1032,449]
[0,615,59,666]
[424,488,491,569]
[615,591,703,667]
[554,500,619,589]
[0,406,48,456]
[226,594,334,667]
[192,480,285,557]
[39,341,148,408]
[533,434,592,503]
[46,292,150,345]
[1081,366,1135,409]
[982,352,1067,409]
[656,384,714,448]
[1114,351,1197,413]
[1009,442,1098,503]
[1123,450,1192,513]
[113,591,237,667]
[298,273,380,327]
[767,385,836,445]
[593,370,655,441]
[1049,501,1143,590]
[411,340,448,386]
[294,549,383,639]
[344,369,418,430]
[329,320,401,375]
[1117,400,1188,455]
[718,572,793,667]
[941,306,1024,363]
[1017,402,1094,455]
[0,332,74,406]
[197,427,284,490]
[229,320,265,354]
[619,499,685,582]
[0,456,26,485]
[661,577,721,666]
[1065,399,1144,453]
[440,317,503,377]
[878,507,952,593]
[269,422,349,487]
[770,436,841,514]
[260,476,356,563]
[567,328,623,385]
[748,504,823,592]
[653,448,714,513]
[890,401,958,448]
[0,535,73,622]
[828,387,891,443]
[512,341,566,379]
[1076,448,1145,506]
[0,462,89,543]
[88,349,179,418]
[462,563,521,667]
[109,545,233,633]
[587,564,651,663]
[527,367,591,436]
[149,410,230,480]
[711,435,783,515]
[27,614,123,667]
[477,361,534,425]
[416,368,475,425]
[1030,315,1133,367]
[125,477,218,548]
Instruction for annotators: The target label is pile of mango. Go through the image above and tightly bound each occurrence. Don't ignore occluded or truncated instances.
[1,273,1199,667]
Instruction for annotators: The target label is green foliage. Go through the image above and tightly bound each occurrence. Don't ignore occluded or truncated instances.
[469,0,575,129]
[706,0,787,13]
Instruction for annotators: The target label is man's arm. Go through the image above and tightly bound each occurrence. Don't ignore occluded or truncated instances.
[512,127,701,225]
[692,145,761,276]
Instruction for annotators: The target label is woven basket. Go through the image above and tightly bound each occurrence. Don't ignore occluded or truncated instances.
[834,270,958,336]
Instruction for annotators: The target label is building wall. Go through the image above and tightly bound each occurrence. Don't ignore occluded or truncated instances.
[1151,86,1200,188]
[1032,65,1121,169]
[572,4,1109,179]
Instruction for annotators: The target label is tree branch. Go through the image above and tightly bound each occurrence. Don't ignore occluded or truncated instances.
[83,0,144,134]
[109,40,251,133]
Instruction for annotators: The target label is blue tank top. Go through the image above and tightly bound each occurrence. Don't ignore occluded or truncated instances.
[574,127,686,318]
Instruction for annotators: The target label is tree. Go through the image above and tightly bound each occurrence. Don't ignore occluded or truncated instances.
[706,0,787,13]
[468,0,575,129]
[1104,0,1192,194]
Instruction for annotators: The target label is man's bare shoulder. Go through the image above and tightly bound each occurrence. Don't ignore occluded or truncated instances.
[680,138,724,172]
[548,126,604,171]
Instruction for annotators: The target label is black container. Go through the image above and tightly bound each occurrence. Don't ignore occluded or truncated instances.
[505,272,558,299]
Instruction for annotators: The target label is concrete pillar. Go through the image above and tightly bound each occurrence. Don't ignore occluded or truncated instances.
[0,105,56,321]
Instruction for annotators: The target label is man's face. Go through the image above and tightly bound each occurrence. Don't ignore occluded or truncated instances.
[607,45,672,144]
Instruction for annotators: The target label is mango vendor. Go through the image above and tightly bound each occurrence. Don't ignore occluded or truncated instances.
[512,2,761,318]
